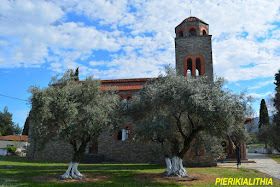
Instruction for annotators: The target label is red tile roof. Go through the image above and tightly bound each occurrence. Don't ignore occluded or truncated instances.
[101,85,144,91]
[245,118,253,124]
[180,17,208,25]
[0,135,28,142]
[101,78,150,84]
[55,78,152,91]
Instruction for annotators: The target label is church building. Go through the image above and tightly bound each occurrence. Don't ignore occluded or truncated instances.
[27,17,239,166]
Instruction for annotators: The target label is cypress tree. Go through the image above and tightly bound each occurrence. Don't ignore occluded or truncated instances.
[273,70,280,126]
[259,99,269,129]
[272,70,280,151]
[22,115,30,135]
[258,99,270,148]
[74,67,79,81]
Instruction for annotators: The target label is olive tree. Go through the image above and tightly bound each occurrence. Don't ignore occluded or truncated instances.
[129,70,250,178]
[29,70,122,180]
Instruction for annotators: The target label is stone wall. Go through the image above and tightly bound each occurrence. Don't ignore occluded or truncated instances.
[183,149,216,167]
[98,132,164,163]
[27,139,73,162]
[175,35,213,81]
[27,127,216,166]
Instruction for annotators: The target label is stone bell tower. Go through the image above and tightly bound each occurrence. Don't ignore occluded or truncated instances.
[175,17,213,81]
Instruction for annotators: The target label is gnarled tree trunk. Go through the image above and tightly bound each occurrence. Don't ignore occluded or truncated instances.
[167,156,189,178]
[60,138,89,180]
[164,157,172,173]
[60,162,85,179]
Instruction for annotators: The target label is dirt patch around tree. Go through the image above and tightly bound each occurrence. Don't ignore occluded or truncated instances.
[135,172,218,186]
[28,173,111,184]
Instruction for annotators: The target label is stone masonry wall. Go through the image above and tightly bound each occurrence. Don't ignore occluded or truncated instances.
[26,120,73,162]
[175,35,213,81]
[98,128,164,163]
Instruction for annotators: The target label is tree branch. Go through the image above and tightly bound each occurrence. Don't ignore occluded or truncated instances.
[174,112,186,138]
[179,125,204,158]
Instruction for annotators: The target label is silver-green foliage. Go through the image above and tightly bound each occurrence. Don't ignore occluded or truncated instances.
[129,69,251,158]
[29,70,121,162]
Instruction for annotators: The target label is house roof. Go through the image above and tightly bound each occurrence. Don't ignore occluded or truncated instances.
[101,78,152,91]
[101,85,144,91]
[101,78,150,84]
[179,17,208,25]
[55,78,152,91]
[245,118,253,124]
[0,135,28,142]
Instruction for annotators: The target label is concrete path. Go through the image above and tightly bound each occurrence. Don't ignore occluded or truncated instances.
[218,153,280,180]
[243,153,280,180]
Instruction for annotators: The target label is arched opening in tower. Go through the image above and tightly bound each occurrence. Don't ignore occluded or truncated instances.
[203,30,207,35]
[196,58,201,76]
[189,28,196,36]
[178,31,183,37]
[187,58,192,76]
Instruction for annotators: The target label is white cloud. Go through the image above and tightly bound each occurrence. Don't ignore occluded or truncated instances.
[247,91,273,99]
[0,41,8,46]
[248,80,274,89]
[89,61,106,67]
[0,0,279,84]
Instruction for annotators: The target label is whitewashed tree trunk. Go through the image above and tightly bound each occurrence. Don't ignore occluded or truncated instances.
[60,162,85,180]
[167,156,189,178]
[165,157,172,173]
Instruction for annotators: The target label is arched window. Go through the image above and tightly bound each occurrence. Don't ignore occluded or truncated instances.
[117,131,122,140]
[189,28,196,36]
[187,58,192,76]
[115,124,132,141]
[127,97,131,109]
[203,30,207,35]
[122,98,127,110]
[178,31,183,37]
[125,126,130,140]
[196,58,201,76]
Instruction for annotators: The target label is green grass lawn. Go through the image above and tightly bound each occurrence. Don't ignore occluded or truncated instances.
[0,156,279,186]
[267,154,280,164]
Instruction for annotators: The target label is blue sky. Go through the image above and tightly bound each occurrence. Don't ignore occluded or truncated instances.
[0,0,280,130]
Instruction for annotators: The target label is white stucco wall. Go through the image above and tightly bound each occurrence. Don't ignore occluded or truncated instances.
[0,140,28,149]
[0,148,7,156]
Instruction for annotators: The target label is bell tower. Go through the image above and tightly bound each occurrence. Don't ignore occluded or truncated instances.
[175,17,213,81]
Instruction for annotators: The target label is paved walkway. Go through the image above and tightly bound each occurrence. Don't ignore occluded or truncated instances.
[218,153,280,180]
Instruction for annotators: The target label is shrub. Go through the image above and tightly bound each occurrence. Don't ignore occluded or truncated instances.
[6,145,16,155]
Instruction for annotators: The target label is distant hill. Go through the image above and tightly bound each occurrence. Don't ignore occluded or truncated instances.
[245,116,273,134]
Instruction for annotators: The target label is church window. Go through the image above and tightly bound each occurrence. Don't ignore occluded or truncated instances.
[196,58,201,76]
[121,125,131,141]
[120,95,132,110]
[187,58,192,76]
[125,126,130,140]
[203,30,207,35]
[127,97,131,109]
[189,28,196,36]
[115,124,132,141]
[122,98,127,110]
[117,131,122,140]
[178,31,183,37]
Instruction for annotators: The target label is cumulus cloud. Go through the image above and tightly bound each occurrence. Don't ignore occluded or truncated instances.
[248,80,274,89]
[0,0,279,84]
[247,91,274,99]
